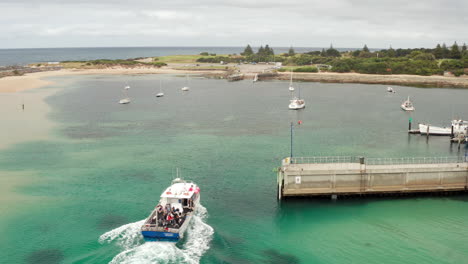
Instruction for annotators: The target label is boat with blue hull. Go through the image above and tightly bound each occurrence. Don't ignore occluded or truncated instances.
[141,177,200,242]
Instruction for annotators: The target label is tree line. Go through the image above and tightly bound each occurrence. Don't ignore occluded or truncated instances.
[195,43,468,76]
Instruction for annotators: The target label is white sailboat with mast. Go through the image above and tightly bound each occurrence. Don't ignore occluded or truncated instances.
[156,80,164,97]
[119,88,131,104]
[288,70,295,92]
[401,96,415,111]
[181,74,190,91]
[288,77,305,110]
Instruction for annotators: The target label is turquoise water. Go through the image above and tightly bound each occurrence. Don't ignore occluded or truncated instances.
[1,75,468,263]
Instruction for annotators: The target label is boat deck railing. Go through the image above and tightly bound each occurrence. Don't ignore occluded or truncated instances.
[289,156,467,165]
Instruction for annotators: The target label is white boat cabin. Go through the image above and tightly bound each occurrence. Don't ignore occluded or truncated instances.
[159,180,200,212]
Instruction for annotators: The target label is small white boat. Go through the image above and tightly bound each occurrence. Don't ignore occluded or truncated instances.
[288,71,295,92]
[156,80,164,97]
[387,87,395,93]
[181,87,189,91]
[253,73,258,82]
[140,176,200,242]
[125,83,130,90]
[119,98,130,104]
[289,97,305,110]
[401,96,414,111]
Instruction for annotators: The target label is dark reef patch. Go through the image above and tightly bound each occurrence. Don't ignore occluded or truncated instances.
[26,249,64,264]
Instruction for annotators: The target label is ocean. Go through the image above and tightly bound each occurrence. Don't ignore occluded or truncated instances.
[0,46,355,66]
[1,74,468,263]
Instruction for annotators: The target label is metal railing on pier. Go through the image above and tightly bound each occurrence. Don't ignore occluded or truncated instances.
[291,156,360,164]
[290,156,467,165]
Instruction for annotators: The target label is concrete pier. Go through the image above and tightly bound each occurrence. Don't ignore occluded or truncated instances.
[277,156,468,199]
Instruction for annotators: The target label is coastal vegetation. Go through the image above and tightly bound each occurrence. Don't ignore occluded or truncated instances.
[10,43,466,81]
[195,43,468,77]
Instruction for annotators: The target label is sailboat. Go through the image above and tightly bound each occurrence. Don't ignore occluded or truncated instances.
[181,74,190,91]
[253,73,258,82]
[124,83,130,90]
[156,80,164,97]
[119,88,131,104]
[288,81,305,110]
[401,96,414,111]
[288,71,295,92]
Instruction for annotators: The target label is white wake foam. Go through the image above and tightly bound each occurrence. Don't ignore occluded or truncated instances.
[99,204,214,264]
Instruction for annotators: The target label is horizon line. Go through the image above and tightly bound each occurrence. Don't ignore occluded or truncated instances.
[1,45,424,51]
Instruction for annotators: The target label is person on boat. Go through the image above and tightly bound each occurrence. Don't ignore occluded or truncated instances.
[174,214,180,228]
[166,213,174,227]
[189,185,194,192]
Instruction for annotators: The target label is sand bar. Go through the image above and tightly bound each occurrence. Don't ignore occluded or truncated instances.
[2,65,468,93]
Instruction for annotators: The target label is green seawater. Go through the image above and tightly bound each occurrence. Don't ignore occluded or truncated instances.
[1,74,468,264]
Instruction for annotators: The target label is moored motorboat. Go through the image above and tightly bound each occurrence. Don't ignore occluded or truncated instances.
[418,124,451,135]
[141,177,200,242]
[387,87,395,93]
[418,120,468,135]
[401,96,414,111]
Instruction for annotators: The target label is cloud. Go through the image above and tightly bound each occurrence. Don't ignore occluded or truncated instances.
[0,0,466,48]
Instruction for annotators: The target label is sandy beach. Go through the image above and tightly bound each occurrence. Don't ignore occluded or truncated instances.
[2,65,468,93]
[0,67,227,93]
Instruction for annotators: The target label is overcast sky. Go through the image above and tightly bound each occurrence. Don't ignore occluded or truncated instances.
[1,0,467,49]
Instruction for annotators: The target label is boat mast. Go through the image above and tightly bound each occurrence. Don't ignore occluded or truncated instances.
[289,70,293,87]
[290,122,293,160]
[298,84,301,99]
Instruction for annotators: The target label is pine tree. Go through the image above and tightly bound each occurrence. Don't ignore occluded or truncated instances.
[288,46,295,56]
[257,45,265,56]
[441,43,449,58]
[242,44,254,56]
[363,44,370,52]
[462,43,468,58]
[450,42,461,59]
[264,44,274,55]
[320,48,326,57]
[434,44,443,59]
